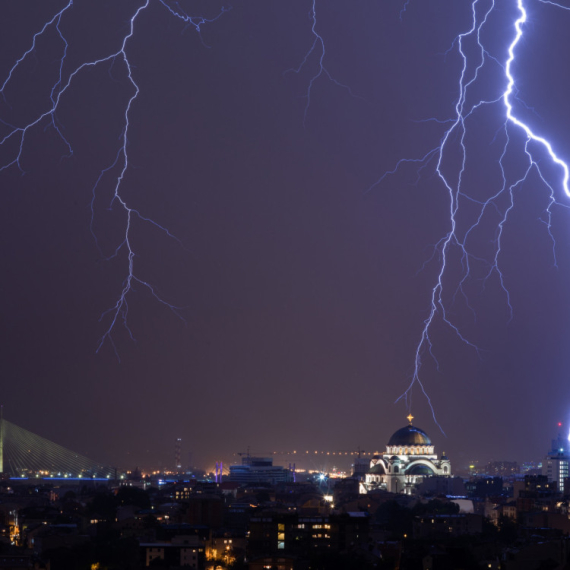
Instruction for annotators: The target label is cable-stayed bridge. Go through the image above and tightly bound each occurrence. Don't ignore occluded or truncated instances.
[1,416,115,479]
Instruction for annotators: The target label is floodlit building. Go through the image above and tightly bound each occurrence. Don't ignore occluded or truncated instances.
[542,427,570,494]
[360,415,451,495]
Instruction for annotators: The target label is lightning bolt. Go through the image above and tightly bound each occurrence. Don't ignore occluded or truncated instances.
[0,1,228,359]
[284,0,361,124]
[2,0,568,382]
[369,0,570,429]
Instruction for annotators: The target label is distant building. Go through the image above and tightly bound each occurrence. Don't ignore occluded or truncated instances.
[175,485,194,501]
[229,457,292,485]
[485,461,519,477]
[361,415,451,495]
[513,474,560,514]
[413,513,483,539]
[521,461,542,474]
[416,475,465,496]
[466,476,504,499]
[140,535,204,568]
[352,456,370,480]
[543,428,570,493]
[247,512,369,559]
[183,495,224,529]
[513,474,557,497]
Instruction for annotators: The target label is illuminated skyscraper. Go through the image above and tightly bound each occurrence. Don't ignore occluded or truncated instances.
[542,425,570,493]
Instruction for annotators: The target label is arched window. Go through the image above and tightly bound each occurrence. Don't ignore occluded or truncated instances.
[443,466,448,474]
[394,466,399,473]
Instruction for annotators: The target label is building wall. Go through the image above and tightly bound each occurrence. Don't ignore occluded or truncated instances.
[413,514,483,539]
[248,513,369,559]
[362,453,451,495]
[543,455,569,493]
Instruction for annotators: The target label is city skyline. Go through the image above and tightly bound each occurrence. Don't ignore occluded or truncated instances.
[0,410,565,476]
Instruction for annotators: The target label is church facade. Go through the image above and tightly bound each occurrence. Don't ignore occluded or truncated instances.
[360,416,451,495]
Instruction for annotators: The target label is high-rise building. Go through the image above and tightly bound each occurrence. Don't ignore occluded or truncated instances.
[542,426,570,493]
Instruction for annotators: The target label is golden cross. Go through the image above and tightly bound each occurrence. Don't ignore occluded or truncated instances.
[407,413,414,425]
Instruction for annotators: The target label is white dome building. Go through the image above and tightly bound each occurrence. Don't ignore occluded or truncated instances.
[361,416,451,495]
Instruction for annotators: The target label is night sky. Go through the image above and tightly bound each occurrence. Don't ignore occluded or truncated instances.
[2,0,570,473]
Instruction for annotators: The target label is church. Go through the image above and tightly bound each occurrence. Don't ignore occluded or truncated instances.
[360,415,451,495]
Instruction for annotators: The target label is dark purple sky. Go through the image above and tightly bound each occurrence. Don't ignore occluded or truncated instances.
[1,0,570,473]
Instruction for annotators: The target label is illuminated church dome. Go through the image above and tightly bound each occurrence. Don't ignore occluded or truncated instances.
[361,414,451,495]
[388,425,431,446]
